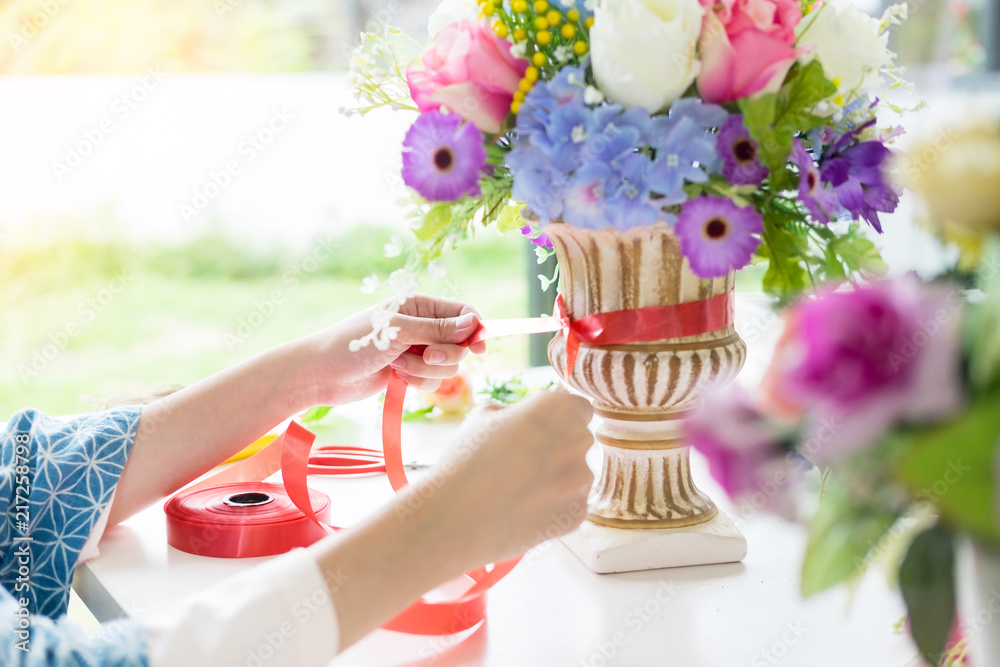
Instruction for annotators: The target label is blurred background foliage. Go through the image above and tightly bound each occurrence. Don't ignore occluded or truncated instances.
[0,0,990,73]
[0,223,530,415]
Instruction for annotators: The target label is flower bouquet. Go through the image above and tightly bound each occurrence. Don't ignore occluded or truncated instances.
[343,0,914,572]
[344,0,911,348]
[686,119,1000,665]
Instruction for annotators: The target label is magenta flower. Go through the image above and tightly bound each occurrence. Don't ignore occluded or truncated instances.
[685,386,803,518]
[520,225,553,249]
[675,195,762,278]
[717,115,768,185]
[767,277,965,463]
[790,139,838,223]
[401,111,487,202]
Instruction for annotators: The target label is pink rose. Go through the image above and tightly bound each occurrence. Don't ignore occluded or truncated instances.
[407,21,529,134]
[696,0,803,103]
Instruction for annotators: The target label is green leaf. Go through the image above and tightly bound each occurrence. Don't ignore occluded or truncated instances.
[895,397,1000,547]
[759,211,811,300]
[413,204,452,241]
[300,406,333,424]
[965,264,1000,390]
[496,202,526,233]
[899,525,956,663]
[739,60,836,176]
[801,480,900,596]
[823,246,847,281]
[829,228,884,275]
[401,406,435,422]
[739,93,787,174]
[784,60,837,128]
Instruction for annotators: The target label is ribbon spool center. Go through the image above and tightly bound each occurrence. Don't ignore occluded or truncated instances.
[224,491,275,508]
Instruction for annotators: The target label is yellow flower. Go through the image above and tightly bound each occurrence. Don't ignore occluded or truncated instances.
[514,28,527,41]
[536,29,552,45]
[901,119,1000,264]
[567,9,580,22]
[524,66,539,82]
[573,40,588,55]
[481,1,495,16]
[534,16,549,30]
[585,16,594,28]
[561,23,576,39]
[534,0,549,12]
[546,10,562,26]
[532,51,547,66]
[494,21,508,37]
[513,0,529,12]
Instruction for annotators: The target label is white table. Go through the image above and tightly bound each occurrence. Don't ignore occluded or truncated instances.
[73,298,921,666]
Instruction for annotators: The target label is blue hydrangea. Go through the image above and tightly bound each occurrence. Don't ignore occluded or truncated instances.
[506,68,726,229]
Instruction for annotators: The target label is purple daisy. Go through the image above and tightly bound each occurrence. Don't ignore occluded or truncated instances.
[402,111,487,202]
[676,195,763,278]
[717,115,768,186]
[790,139,838,223]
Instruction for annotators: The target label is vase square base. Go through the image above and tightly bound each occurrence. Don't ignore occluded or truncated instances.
[560,511,748,574]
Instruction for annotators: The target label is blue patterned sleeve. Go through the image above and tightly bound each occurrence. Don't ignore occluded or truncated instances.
[0,407,148,665]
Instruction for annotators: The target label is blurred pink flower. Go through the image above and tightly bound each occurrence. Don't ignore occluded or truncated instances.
[766,277,965,463]
[697,0,803,103]
[685,385,803,517]
[407,20,529,134]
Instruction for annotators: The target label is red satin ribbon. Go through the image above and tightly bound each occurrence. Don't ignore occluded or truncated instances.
[165,393,513,636]
[553,292,734,376]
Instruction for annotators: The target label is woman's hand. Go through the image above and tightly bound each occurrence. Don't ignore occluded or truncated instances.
[414,390,595,565]
[312,389,595,649]
[285,294,487,411]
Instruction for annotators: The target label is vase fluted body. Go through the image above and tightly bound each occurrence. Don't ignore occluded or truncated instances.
[545,222,746,529]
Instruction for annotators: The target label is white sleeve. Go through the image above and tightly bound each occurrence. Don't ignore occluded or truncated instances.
[140,548,340,667]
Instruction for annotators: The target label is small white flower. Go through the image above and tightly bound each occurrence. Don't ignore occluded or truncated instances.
[388,268,419,298]
[571,125,588,143]
[880,3,908,28]
[360,274,380,294]
[383,235,403,258]
[428,260,447,280]
[583,86,605,105]
[511,41,528,59]
[796,0,896,111]
[371,307,396,330]
[584,0,597,10]
[554,45,573,64]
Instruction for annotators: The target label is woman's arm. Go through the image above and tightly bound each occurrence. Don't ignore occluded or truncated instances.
[311,392,595,650]
[107,295,486,526]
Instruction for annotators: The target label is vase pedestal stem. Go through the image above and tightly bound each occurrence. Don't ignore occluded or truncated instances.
[561,405,747,573]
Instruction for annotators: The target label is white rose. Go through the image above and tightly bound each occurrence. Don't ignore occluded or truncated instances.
[590,0,704,113]
[427,0,480,37]
[796,0,895,107]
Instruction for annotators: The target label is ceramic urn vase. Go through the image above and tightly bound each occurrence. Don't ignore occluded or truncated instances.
[546,221,747,546]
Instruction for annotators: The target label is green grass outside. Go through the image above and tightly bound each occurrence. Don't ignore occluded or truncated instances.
[1,225,531,417]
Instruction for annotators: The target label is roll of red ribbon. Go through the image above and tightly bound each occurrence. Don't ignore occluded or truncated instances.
[165,481,332,558]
